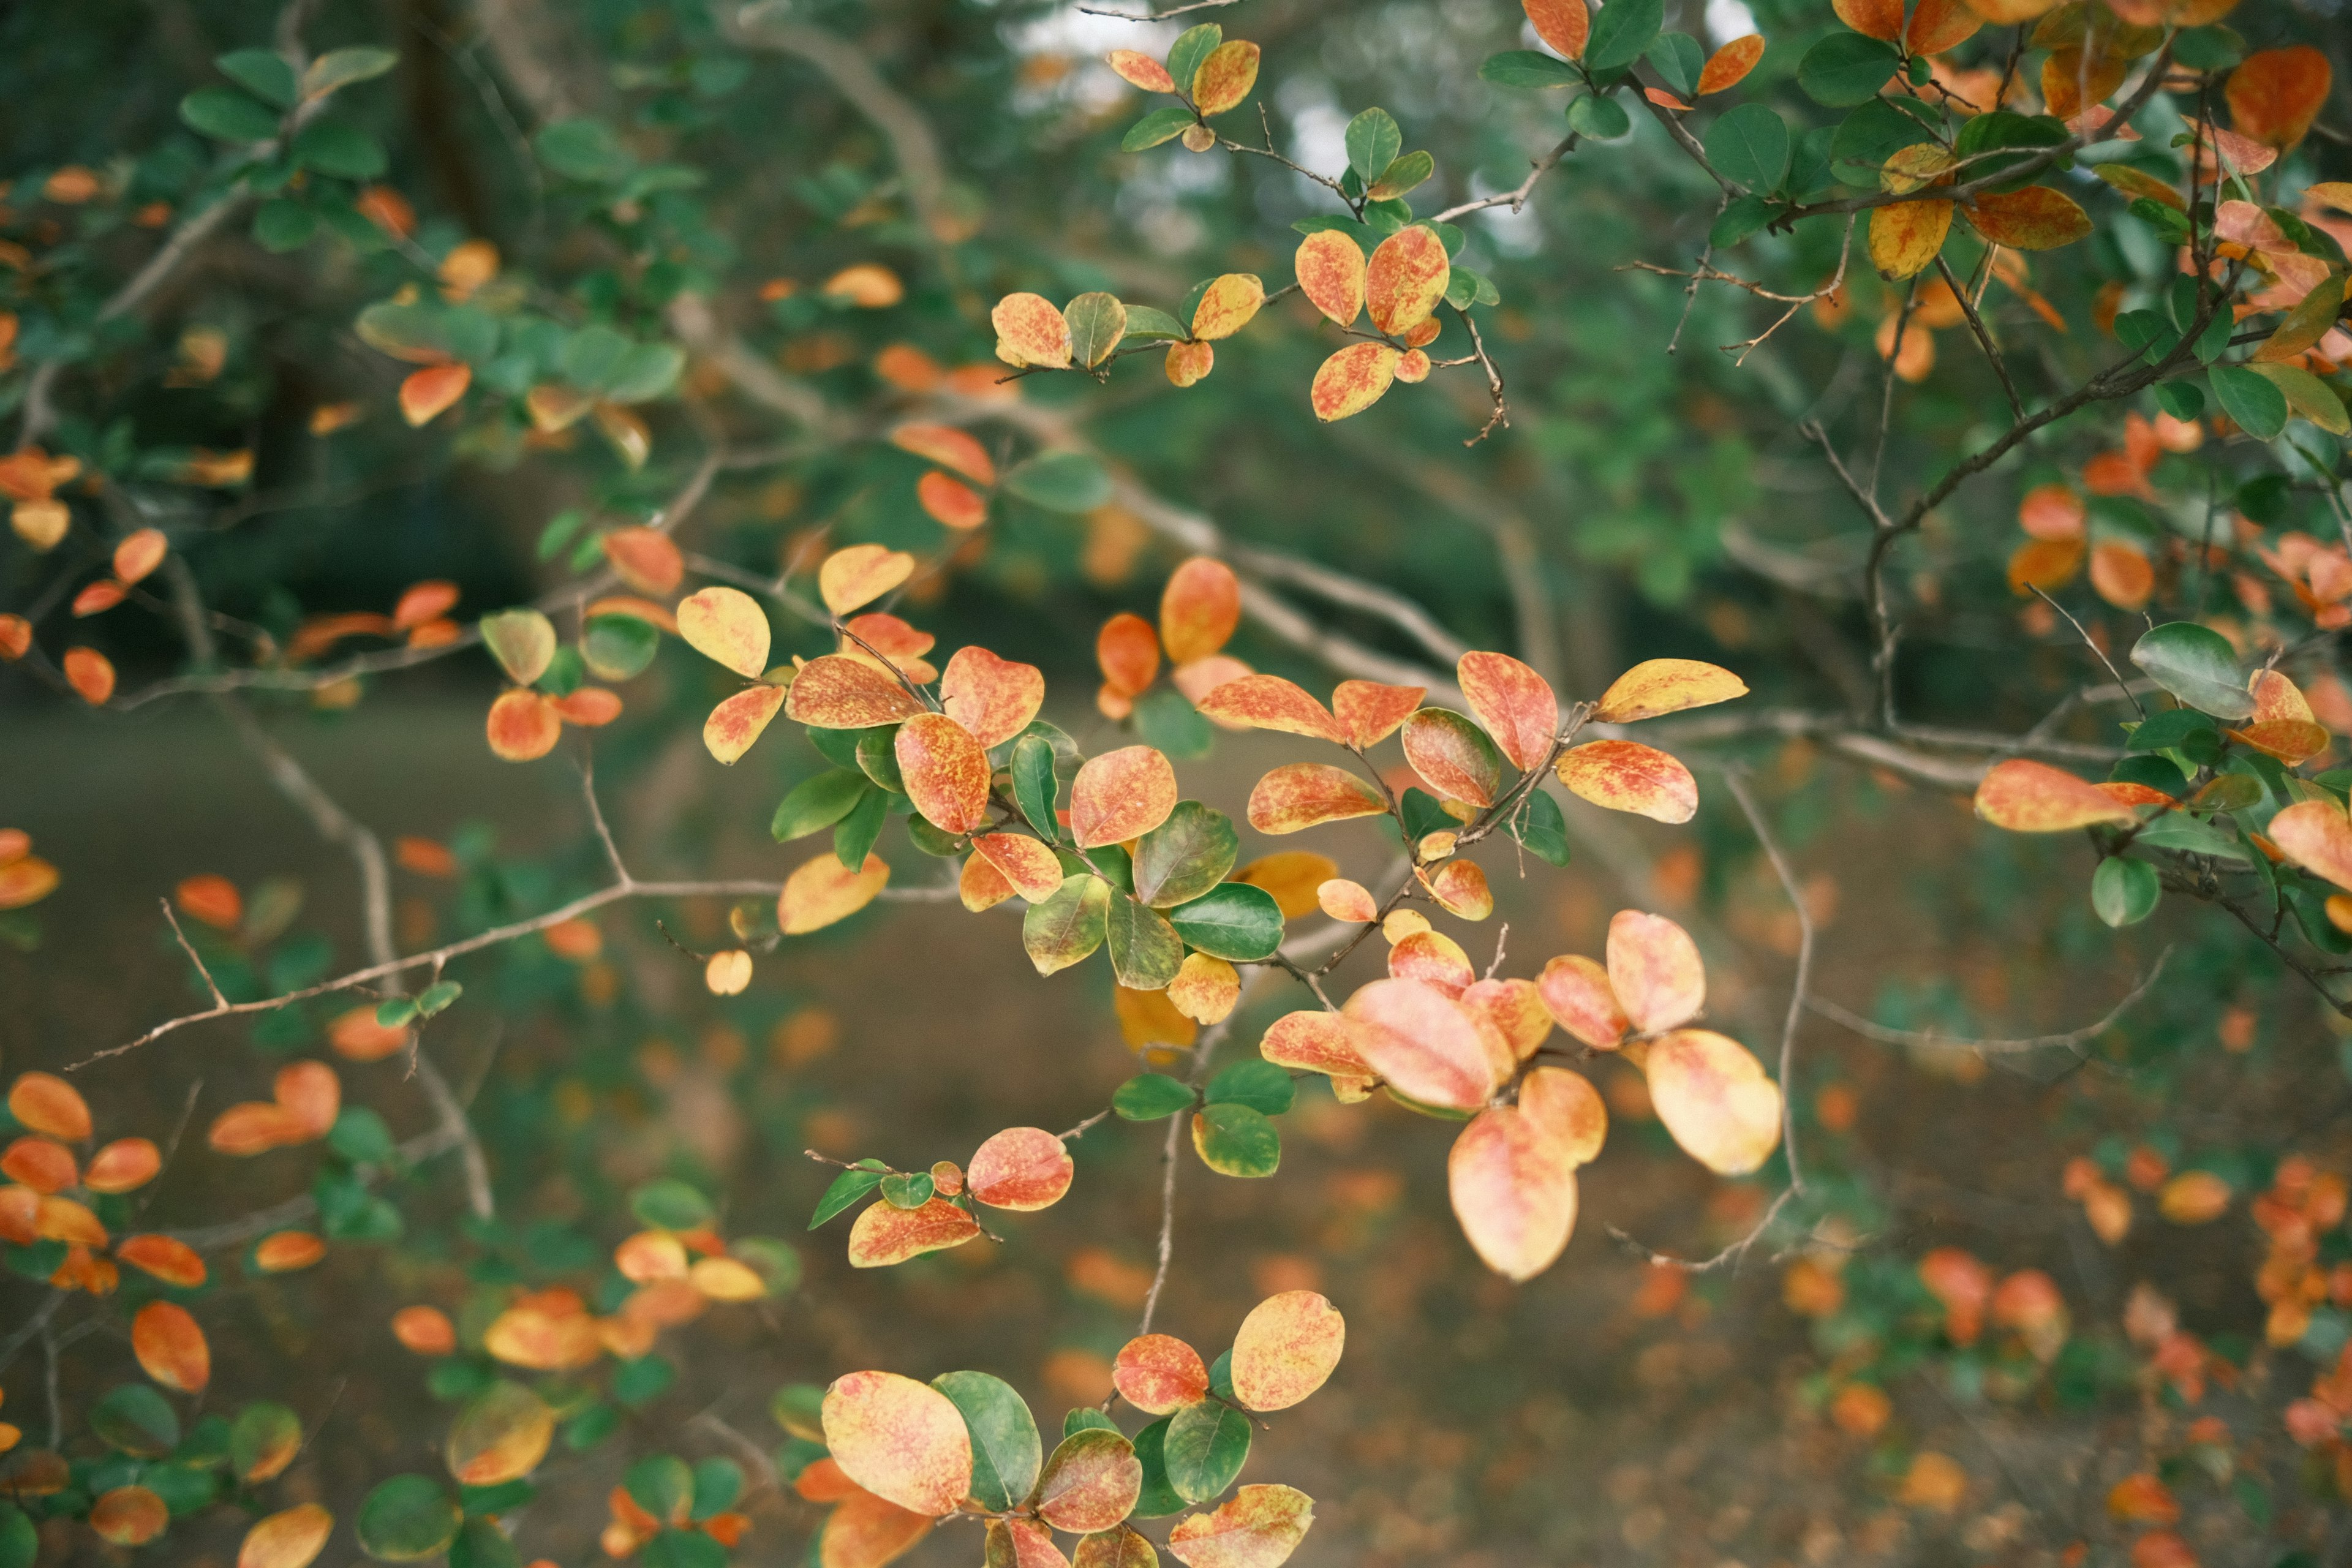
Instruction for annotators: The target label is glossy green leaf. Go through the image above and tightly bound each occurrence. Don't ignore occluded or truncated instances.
[1583,0,1663,72]
[1192,1102,1280,1178]
[834,786,889,869]
[92,1384,181,1457]
[1004,452,1113,512]
[1166,883,1284,962]
[1163,1400,1251,1502]
[1480,50,1579,88]
[1129,1419,1186,1518]
[217,48,298,107]
[1703,104,1790,195]
[773,770,871,841]
[810,1166,885,1229]
[357,1475,462,1562]
[1132,801,1240,908]
[1025,875,1112,976]
[1205,1060,1294,1117]
[1344,107,1402,183]
[932,1371,1042,1513]
[1123,105,1196,152]
[2128,623,2255,719]
[1510,788,1572,867]
[2092,858,2161,927]
[1566,91,1631,140]
[1014,734,1061,839]
[1800,34,1900,107]
[181,87,282,142]
[880,1171,935,1208]
[1108,896,1185,990]
[1114,1074,1197,1120]
[1166,25,1223,96]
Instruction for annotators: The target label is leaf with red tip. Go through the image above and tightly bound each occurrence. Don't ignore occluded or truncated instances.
[1523,0,1589,58]
[1230,1290,1345,1411]
[1449,1107,1578,1281]
[1294,232,1365,327]
[890,423,996,486]
[1518,1065,1607,1164]
[895,713,992,834]
[1332,680,1423,745]
[1457,652,1558,770]
[967,1126,1074,1210]
[822,1371,974,1515]
[1536,954,1626,1048]
[973,834,1065,901]
[780,852,892,934]
[1401,709,1503,807]
[703,685,788,764]
[1310,342,1400,422]
[399,363,470,426]
[1161,558,1240,663]
[1592,658,1749,723]
[1071,745,1178,848]
[786,655,927,728]
[1246,764,1387,834]
[941,646,1045,748]
[1098,612,1162,698]
[677,586,771,678]
[487,689,563,761]
[1108,49,1176,92]
[1365,227,1449,337]
[1973,758,2136,831]
[1606,910,1705,1034]
[1196,674,1345,742]
[1555,739,1697,823]
[1345,977,1496,1110]
[821,545,917,616]
[1646,1029,1783,1175]
[1114,1335,1210,1414]
[993,293,1072,369]
[133,1300,210,1392]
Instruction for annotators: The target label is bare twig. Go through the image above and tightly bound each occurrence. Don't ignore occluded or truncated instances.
[1805,949,2170,1055]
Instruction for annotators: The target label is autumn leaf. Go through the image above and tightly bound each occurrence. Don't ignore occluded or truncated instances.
[1259,1009,1376,1088]
[973,832,1065,901]
[823,1371,974,1515]
[239,1505,334,1568]
[1646,1030,1784,1175]
[1195,674,1345,742]
[1161,557,1240,663]
[1332,680,1424,745]
[1460,976,1551,1061]
[1345,977,1496,1110]
[1072,745,1180,847]
[1592,658,1748,723]
[1973,758,2136,831]
[1400,709,1503,807]
[1245,763,1387,834]
[895,713,992,834]
[399,363,470,426]
[1836,0,1979,50]
[1108,49,1176,93]
[1536,954,1627,1049]
[941,646,1046,747]
[821,545,918,616]
[2226,45,2332,150]
[118,1235,206,1287]
[676,586,771,678]
[1962,187,2092,251]
[445,1381,554,1486]
[9,1072,90,1139]
[1449,1106,1579,1280]
[1390,929,1475,997]
[1697,34,1763,93]
[1870,199,1954,281]
[601,527,684,595]
[1229,1289,1345,1410]
[133,1300,211,1392]
[1555,739,1697,823]
[1294,231,1365,326]
[62,646,115,705]
[1607,910,1705,1033]
[968,1126,1076,1210]
[821,1489,932,1568]
[1310,342,1400,421]
[1167,1485,1315,1568]
[1098,612,1162,698]
[703,685,788,764]
[785,655,927,728]
[1523,0,1589,58]
[2268,800,2352,891]
[1520,1065,1607,1164]
[1192,274,1265,341]
[779,851,892,934]
[1457,652,1558,770]
[1190,40,1260,116]
[891,423,997,486]
[919,470,990,530]
[994,293,1073,368]
[1364,226,1449,337]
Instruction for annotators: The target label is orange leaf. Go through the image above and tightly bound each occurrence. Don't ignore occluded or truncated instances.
[821,545,917,616]
[399,363,470,426]
[1697,33,1763,92]
[1963,187,2092,250]
[940,646,1044,748]
[822,1370,974,1515]
[2089,541,2154,611]
[677,586,772,679]
[2228,45,2332,150]
[117,1234,206,1287]
[1,1136,74,1193]
[549,687,621,726]
[967,1126,1074,1210]
[62,646,114,705]
[846,1196,982,1268]
[208,1101,307,1156]
[8,1072,89,1139]
[1245,763,1387,834]
[1332,680,1423,745]
[1460,976,1551,1062]
[1973,758,2136,831]
[446,1381,556,1486]
[1259,1010,1376,1088]
[176,873,243,930]
[972,834,1064,902]
[392,1305,458,1355]
[91,1487,168,1547]
[1520,1064,1607,1164]
[598,525,682,594]
[1555,739,1698,823]
[132,1300,211,1392]
[487,688,562,762]
[2007,537,2085,593]
[1294,232,1365,327]
[1389,928,1475,997]
[785,655,927,728]
[2269,800,2352,891]
[390,579,459,631]
[1310,342,1400,421]
[993,293,1072,369]
[1227,852,1335,920]
[2018,483,2086,540]
[1195,674,1344,742]
[1346,977,1496,1110]
[1229,1289,1345,1411]
[1607,910,1705,1034]
[1107,48,1176,93]
[239,1505,333,1568]
[703,685,788,764]
[274,1059,339,1137]
[1870,199,1955,281]
[820,1488,932,1568]
[1537,954,1627,1048]
[1449,1107,1579,1280]
[895,713,992,835]
[1190,40,1260,116]
[1161,557,1240,663]
[1457,651,1558,770]
[0,851,56,910]
[36,1193,106,1246]
[1523,0,1589,59]
[780,852,892,935]
[1314,877,1379,922]
[1165,341,1214,387]
[1401,709,1501,806]
[1365,227,1449,337]
[917,470,988,530]
[1071,745,1178,848]
[1646,1029,1784,1175]
[255,1231,325,1272]
[1422,859,1493,921]
[1113,1334,1208,1414]
[1192,274,1265,341]
[0,614,30,660]
[1836,0,1979,50]
[890,423,995,486]
[1591,658,1749,723]
[1172,654,1249,714]
[84,1137,160,1193]
[112,528,167,586]
[1097,612,1161,697]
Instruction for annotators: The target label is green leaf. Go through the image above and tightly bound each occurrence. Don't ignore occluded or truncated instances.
[1192,1102,1280,1177]
[880,1170,935,1208]
[293,120,387,179]
[1166,882,1284,962]
[535,118,635,183]
[1480,50,1580,88]
[1013,734,1061,839]
[1066,292,1129,368]
[1166,25,1223,97]
[1205,1060,1294,1117]
[449,1517,522,1568]
[1511,789,1573,867]
[1163,1400,1252,1501]
[357,1475,462,1562]
[1704,104,1790,195]
[560,325,632,388]
[1132,801,1240,908]
[2249,361,2351,435]
[2092,858,2161,927]
[1025,875,1112,976]
[688,1457,744,1521]
[2154,379,2206,421]
[330,1106,397,1165]
[1107,896,1185,989]
[582,613,659,681]
[1951,110,2070,192]
[92,1384,181,1457]
[1585,0,1663,72]
[773,770,870,841]
[181,87,283,143]
[253,200,317,253]
[1566,91,1631,140]
[2128,623,2255,718]
[1828,99,1934,181]
[932,1371,1042,1513]
[217,48,298,108]
[1123,105,1196,152]
[1345,108,1403,183]
[2133,812,2250,861]
[1130,1419,1187,1518]
[625,1457,694,1526]
[834,786,889,870]
[1645,32,1705,98]
[417,981,462,1016]
[1134,686,1214,760]
[0,1506,29,1568]
[809,1167,885,1229]
[230,1401,303,1481]
[1800,34,1901,107]
[1114,1074,1197,1120]
[1368,149,1436,202]
[302,46,400,99]
[1121,305,1189,341]
[630,1177,715,1231]
[1065,1408,1121,1438]
[1003,452,1113,511]
[639,1529,726,1568]
[856,728,907,793]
